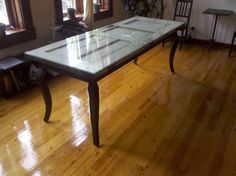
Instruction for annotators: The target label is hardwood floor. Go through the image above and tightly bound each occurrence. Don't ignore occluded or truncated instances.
[1,43,236,175]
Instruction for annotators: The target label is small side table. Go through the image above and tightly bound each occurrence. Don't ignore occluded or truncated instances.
[203,8,233,49]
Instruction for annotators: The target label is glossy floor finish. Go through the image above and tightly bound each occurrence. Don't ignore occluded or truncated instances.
[1,44,236,175]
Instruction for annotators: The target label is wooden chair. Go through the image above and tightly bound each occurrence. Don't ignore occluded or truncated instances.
[173,0,193,49]
[229,32,236,57]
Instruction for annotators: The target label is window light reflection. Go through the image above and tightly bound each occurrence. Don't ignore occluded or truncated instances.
[17,121,38,170]
[0,163,3,176]
[5,144,16,173]
[32,170,42,176]
[66,36,82,66]
[84,32,91,61]
[69,95,88,146]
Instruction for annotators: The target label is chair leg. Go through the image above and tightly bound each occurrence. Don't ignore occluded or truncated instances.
[229,33,236,57]
[179,29,184,50]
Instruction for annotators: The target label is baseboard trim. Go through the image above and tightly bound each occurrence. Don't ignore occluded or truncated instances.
[191,38,231,48]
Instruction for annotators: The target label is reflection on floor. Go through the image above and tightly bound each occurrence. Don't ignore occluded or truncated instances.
[0,43,236,176]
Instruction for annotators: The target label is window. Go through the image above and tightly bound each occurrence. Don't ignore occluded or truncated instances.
[94,0,110,10]
[61,0,84,19]
[93,0,113,21]
[0,0,9,25]
[55,0,113,24]
[0,0,36,49]
[62,0,77,14]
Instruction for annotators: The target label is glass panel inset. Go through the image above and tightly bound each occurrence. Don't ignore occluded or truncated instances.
[122,19,169,32]
[25,17,184,75]
[101,26,153,43]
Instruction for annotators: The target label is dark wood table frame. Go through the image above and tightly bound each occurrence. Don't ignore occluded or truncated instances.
[26,30,181,147]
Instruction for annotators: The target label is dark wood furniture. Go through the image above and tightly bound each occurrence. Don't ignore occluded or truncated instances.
[0,57,31,98]
[229,31,236,56]
[60,20,88,38]
[173,0,193,49]
[25,17,184,146]
[203,8,233,50]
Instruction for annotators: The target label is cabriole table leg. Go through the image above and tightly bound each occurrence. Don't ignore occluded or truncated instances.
[39,71,52,122]
[169,33,179,73]
[88,80,100,146]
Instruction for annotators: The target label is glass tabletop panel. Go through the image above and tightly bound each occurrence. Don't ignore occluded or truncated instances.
[98,25,153,43]
[25,16,183,75]
[121,18,169,31]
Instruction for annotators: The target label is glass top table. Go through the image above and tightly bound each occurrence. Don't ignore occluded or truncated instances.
[25,16,184,146]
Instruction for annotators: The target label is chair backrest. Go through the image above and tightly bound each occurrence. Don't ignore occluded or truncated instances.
[174,0,193,23]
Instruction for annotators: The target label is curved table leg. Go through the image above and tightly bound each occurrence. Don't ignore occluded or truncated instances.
[88,81,100,146]
[39,71,52,122]
[134,57,138,64]
[169,34,179,73]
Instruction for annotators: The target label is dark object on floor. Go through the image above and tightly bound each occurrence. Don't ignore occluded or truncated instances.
[0,57,32,98]
[229,31,236,57]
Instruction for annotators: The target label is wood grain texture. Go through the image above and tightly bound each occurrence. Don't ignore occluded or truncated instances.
[1,44,236,176]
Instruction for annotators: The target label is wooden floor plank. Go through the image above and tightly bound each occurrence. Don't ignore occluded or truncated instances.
[1,44,236,176]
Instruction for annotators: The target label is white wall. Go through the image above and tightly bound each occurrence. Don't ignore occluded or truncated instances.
[164,0,236,44]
